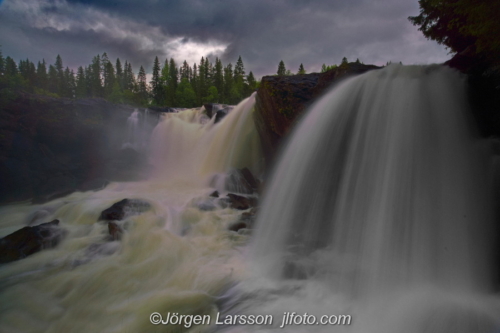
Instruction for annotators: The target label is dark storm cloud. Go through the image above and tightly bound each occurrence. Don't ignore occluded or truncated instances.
[0,0,449,77]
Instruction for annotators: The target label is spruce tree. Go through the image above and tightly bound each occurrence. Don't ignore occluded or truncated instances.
[223,63,233,104]
[137,65,148,105]
[234,56,245,79]
[36,60,48,89]
[115,58,123,89]
[47,64,58,94]
[167,58,178,106]
[247,71,256,92]
[150,56,163,105]
[214,58,223,101]
[90,55,102,97]
[297,63,306,74]
[76,66,87,98]
[277,60,286,76]
[0,48,4,75]
[102,53,115,98]
[55,55,64,95]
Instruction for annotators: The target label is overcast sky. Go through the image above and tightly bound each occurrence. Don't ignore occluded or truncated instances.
[0,0,450,78]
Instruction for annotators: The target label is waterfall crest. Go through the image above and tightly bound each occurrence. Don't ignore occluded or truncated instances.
[149,93,262,184]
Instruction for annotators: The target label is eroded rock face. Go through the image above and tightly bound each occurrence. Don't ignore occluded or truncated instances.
[0,220,65,264]
[254,63,380,168]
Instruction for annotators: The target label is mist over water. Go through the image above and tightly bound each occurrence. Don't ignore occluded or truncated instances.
[0,66,499,332]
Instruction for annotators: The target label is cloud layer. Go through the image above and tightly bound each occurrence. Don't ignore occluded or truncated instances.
[0,0,450,77]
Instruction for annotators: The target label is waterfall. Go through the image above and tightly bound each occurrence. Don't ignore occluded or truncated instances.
[0,95,263,332]
[237,65,500,332]
[149,93,262,185]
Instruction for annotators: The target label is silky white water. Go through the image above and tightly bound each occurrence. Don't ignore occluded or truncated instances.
[223,65,500,332]
[0,94,262,332]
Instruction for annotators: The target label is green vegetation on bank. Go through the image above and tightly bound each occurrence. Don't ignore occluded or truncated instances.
[0,50,259,108]
[409,0,500,69]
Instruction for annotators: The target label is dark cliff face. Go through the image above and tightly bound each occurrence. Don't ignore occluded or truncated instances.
[0,93,157,204]
[254,63,381,169]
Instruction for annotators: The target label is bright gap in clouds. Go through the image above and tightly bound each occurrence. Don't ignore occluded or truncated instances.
[165,37,227,65]
[3,0,228,72]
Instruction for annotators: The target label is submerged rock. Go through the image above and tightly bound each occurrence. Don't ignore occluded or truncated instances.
[228,221,248,232]
[98,198,151,221]
[108,221,123,241]
[228,208,258,232]
[224,168,260,194]
[0,220,65,264]
[214,109,228,123]
[209,190,219,198]
[226,193,257,210]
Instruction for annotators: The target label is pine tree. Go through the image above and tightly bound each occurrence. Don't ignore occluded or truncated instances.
[277,60,286,76]
[166,58,178,106]
[180,60,190,80]
[247,71,256,92]
[115,58,123,89]
[233,56,246,100]
[47,64,58,94]
[191,63,198,102]
[150,56,163,105]
[297,63,306,74]
[36,60,48,89]
[197,57,206,104]
[55,54,64,95]
[76,66,87,98]
[223,63,233,104]
[160,58,169,105]
[137,65,148,105]
[63,67,75,98]
[90,55,102,97]
[0,47,5,75]
[214,58,223,102]
[234,56,245,79]
[102,53,115,98]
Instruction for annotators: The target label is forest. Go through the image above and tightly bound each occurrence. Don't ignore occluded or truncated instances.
[0,51,261,107]
[0,47,351,109]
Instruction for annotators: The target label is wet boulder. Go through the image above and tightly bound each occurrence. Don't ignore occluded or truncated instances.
[226,193,257,210]
[224,168,260,194]
[108,221,123,241]
[214,109,228,123]
[0,220,65,264]
[228,208,258,232]
[209,190,219,198]
[98,198,151,221]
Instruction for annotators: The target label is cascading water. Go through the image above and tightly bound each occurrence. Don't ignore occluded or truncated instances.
[0,95,262,332]
[150,94,262,186]
[227,65,500,332]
